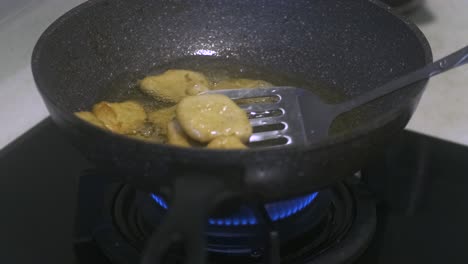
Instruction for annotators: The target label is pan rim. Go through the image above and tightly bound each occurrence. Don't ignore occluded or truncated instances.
[31,0,433,156]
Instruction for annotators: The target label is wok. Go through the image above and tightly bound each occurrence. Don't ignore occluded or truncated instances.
[31,0,432,262]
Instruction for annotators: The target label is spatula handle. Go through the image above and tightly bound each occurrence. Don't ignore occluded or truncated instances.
[338,45,468,113]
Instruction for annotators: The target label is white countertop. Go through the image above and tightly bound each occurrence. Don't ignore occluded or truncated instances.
[0,0,467,149]
[405,0,468,145]
[0,0,87,149]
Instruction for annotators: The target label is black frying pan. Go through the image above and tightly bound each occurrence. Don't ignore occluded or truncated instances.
[31,0,432,262]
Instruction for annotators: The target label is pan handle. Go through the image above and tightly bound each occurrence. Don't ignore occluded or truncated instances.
[140,174,230,264]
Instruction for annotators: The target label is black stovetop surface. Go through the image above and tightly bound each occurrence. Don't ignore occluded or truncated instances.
[1,118,468,264]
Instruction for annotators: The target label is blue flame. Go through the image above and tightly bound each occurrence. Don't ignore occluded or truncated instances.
[151,194,168,209]
[151,192,318,226]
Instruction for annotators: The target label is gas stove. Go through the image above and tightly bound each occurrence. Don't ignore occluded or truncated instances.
[74,173,375,264]
[1,118,468,263]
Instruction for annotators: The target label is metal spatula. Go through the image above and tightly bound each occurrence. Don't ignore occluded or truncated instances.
[205,45,468,147]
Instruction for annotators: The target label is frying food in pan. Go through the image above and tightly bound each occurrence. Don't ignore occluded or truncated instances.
[140,69,211,102]
[167,119,193,147]
[74,111,105,129]
[93,101,147,134]
[32,0,433,261]
[177,94,252,143]
[75,69,270,149]
[147,106,176,136]
[206,136,247,149]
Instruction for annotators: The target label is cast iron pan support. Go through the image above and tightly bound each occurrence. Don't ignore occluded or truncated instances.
[140,171,234,264]
[255,203,281,264]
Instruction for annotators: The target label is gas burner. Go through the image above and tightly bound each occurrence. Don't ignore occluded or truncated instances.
[150,192,319,226]
[139,189,329,255]
[74,173,376,264]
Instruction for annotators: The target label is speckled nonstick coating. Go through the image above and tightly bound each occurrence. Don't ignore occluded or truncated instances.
[32,0,432,202]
